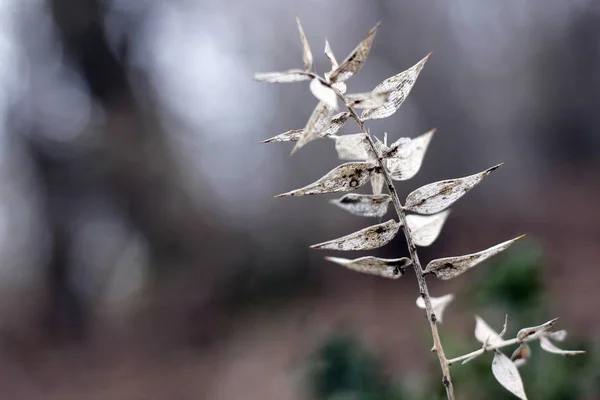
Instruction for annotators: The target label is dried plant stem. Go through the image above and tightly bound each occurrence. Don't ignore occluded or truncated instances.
[340,97,455,400]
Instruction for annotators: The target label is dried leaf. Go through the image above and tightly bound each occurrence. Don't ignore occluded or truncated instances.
[370,172,384,195]
[329,22,380,83]
[499,315,509,338]
[345,91,390,109]
[324,39,338,71]
[310,219,400,251]
[416,294,454,323]
[326,256,410,279]
[492,351,528,400]
[334,133,371,160]
[361,54,430,120]
[254,69,312,83]
[474,315,504,347]
[275,162,377,197]
[296,16,313,72]
[511,343,531,367]
[292,102,334,154]
[262,129,304,143]
[404,164,502,214]
[517,318,558,342]
[548,330,567,342]
[406,210,450,247]
[310,79,338,110]
[330,193,391,217]
[539,336,585,356]
[424,236,524,280]
[387,129,436,181]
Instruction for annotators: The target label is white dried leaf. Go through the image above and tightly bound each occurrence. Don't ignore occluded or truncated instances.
[310,79,338,110]
[361,54,429,120]
[404,164,502,214]
[296,16,313,72]
[254,69,312,83]
[416,293,454,323]
[511,343,531,367]
[517,318,558,342]
[474,315,504,347]
[275,162,377,197]
[324,39,339,72]
[345,91,390,109]
[332,81,347,95]
[262,129,304,143]
[330,193,391,218]
[539,336,585,356]
[370,172,384,195]
[492,351,528,400]
[373,136,389,156]
[406,210,450,247]
[334,133,371,160]
[292,102,334,154]
[329,22,380,83]
[548,330,567,342]
[325,256,410,279]
[424,235,524,280]
[387,129,436,181]
[310,219,400,251]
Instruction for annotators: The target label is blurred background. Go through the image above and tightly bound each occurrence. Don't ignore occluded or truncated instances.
[0,0,599,398]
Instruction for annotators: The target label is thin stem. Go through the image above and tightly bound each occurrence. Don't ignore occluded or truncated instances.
[336,92,455,399]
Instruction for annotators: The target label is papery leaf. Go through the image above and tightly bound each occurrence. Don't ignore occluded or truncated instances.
[406,210,450,247]
[324,39,339,71]
[387,129,436,181]
[404,164,502,214]
[262,129,304,143]
[492,351,528,400]
[548,330,567,342]
[416,293,454,323]
[517,318,558,342]
[330,193,391,217]
[310,219,400,250]
[334,133,371,160]
[310,79,338,110]
[345,91,390,109]
[370,172,384,195]
[539,336,585,356]
[329,22,380,83]
[296,16,313,72]
[424,235,524,280]
[292,102,334,154]
[474,315,504,347]
[511,343,531,367]
[275,162,377,197]
[361,54,429,120]
[254,69,312,83]
[326,256,410,279]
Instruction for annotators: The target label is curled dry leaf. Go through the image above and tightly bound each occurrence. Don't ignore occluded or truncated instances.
[310,78,338,110]
[548,330,567,342]
[263,112,349,144]
[511,343,531,367]
[324,39,338,71]
[416,293,454,323]
[474,315,504,347]
[262,129,304,143]
[254,69,312,83]
[517,318,559,342]
[325,256,410,279]
[328,22,380,83]
[275,162,377,197]
[310,219,400,251]
[387,129,436,181]
[370,172,384,195]
[361,54,430,120]
[406,210,450,247]
[424,235,524,280]
[296,16,313,72]
[492,351,528,400]
[345,91,390,109]
[404,164,503,215]
[330,193,391,217]
[499,314,509,338]
[334,133,371,160]
[539,336,585,356]
[293,102,334,154]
